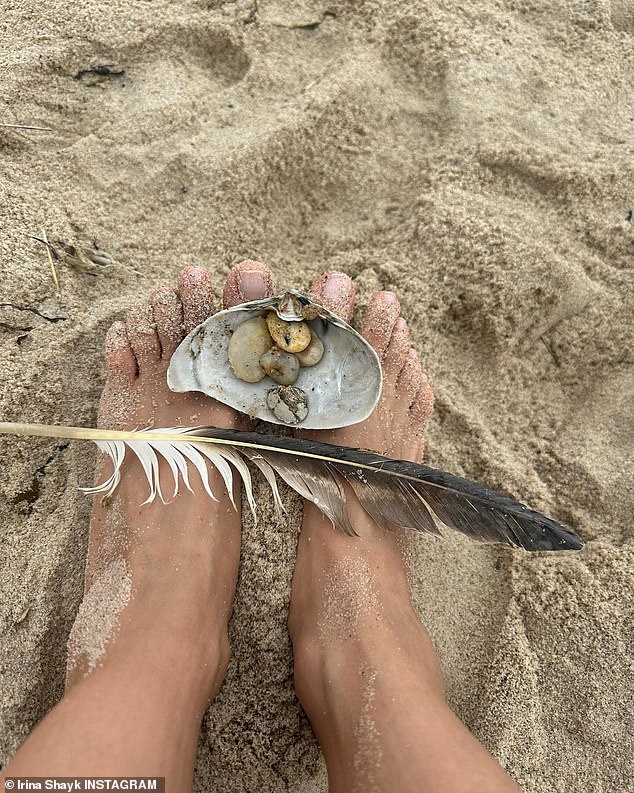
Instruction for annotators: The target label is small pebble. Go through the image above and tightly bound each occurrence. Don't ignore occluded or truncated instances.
[228,316,273,383]
[296,330,324,367]
[260,348,300,385]
[266,314,312,353]
[266,385,309,424]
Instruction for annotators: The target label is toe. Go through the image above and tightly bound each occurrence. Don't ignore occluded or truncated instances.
[410,370,434,428]
[104,321,137,380]
[361,291,400,359]
[150,285,184,358]
[308,272,356,322]
[125,301,161,371]
[382,317,410,381]
[223,260,276,307]
[396,349,422,406]
[178,267,217,332]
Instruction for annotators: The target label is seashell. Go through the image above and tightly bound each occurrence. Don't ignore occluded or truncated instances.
[227,316,272,383]
[295,330,324,367]
[260,348,300,385]
[266,385,309,424]
[266,314,312,353]
[167,290,382,429]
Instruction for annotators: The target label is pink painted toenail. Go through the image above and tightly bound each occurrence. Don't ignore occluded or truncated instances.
[395,318,407,331]
[323,273,350,298]
[239,270,268,299]
[382,291,398,304]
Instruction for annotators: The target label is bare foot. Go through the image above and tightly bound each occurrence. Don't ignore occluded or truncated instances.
[306,273,434,458]
[7,262,287,787]
[288,275,520,793]
[67,262,276,703]
[289,273,435,643]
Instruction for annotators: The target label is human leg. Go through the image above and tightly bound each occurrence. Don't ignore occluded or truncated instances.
[289,276,520,793]
[3,263,275,787]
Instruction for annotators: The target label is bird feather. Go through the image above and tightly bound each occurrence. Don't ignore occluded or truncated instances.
[0,422,583,552]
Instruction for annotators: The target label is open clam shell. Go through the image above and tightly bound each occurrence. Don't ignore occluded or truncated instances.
[167,290,382,429]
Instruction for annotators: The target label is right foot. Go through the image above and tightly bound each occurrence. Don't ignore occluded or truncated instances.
[289,273,435,645]
[289,272,445,792]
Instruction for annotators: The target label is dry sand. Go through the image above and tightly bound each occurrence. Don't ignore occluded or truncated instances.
[1,0,633,790]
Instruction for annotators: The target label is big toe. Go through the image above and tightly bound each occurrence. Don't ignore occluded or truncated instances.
[308,272,356,322]
[361,291,401,359]
[178,267,217,332]
[223,260,277,307]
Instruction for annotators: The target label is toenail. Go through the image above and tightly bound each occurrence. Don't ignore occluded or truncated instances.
[323,273,351,298]
[395,318,407,331]
[382,291,398,304]
[238,270,268,299]
[105,322,129,351]
[181,267,206,284]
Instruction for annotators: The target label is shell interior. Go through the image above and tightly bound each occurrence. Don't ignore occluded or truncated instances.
[167,291,382,429]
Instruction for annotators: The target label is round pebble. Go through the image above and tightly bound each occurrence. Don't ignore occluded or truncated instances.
[266,314,312,353]
[228,316,273,383]
[260,348,300,385]
[295,330,324,367]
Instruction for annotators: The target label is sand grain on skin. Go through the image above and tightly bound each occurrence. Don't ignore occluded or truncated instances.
[318,557,382,641]
[352,666,381,793]
[66,557,132,676]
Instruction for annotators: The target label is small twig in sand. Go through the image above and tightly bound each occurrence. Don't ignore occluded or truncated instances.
[74,65,125,85]
[272,10,336,30]
[0,303,66,322]
[31,235,140,276]
[0,123,53,132]
[42,228,61,296]
[0,321,32,331]
[539,335,561,367]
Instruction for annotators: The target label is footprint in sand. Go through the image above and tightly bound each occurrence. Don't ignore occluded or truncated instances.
[76,25,251,136]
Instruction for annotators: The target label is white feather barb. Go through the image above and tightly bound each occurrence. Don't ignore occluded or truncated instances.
[0,422,583,552]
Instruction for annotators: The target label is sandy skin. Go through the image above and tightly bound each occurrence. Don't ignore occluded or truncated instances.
[3,262,520,793]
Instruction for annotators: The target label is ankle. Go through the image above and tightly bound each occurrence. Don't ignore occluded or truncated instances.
[291,631,448,782]
[288,537,416,649]
[104,616,232,708]
[292,608,446,712]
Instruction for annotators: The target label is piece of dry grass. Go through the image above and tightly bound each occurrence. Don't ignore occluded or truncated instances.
[41,228,61,295]
[32,235,140,277]
[0,123,52,131]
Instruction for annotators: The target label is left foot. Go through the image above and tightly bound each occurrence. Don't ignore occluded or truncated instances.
[67,262,276,703]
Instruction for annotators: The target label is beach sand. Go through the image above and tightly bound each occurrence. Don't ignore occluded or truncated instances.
[1,1,632,790]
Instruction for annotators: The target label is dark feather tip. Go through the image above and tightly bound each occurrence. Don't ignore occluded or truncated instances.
[191,428,584,553]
